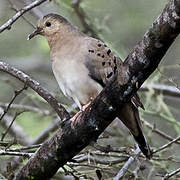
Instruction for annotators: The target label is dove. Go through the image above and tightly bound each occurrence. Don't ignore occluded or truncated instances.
[28,13,152,159]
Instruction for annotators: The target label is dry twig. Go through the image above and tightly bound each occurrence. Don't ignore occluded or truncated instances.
[72,0,98,38]
[0,0,48,33]
[142,119,180,144]
[163,168,180,180]
[1,111,25,141]
[0,85,27,122]
[0,114,32,145]
[0,102,50,116]
[7,0,36,28]
[153,136,180,154]
[113,147,141,180]
[0,150,32,158]
[141,84,180,98]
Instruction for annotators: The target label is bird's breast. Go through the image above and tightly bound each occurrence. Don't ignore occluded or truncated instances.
[52,56,103,109]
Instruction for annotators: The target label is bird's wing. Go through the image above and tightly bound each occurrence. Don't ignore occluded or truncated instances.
[84,37,123,87]
[84,37,144,109]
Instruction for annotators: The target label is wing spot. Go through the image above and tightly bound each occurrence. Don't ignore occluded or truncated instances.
[108,62,111,66]
[107,72,113,78]
[107,49,111,56]
[114,66,117,73]
[97,53,101,56]
[114,57,117,64]
[98,44,102,47]
[88,50,94,53]
[104,44,107,47]
[102,62,105,66]
[102,55,105,58]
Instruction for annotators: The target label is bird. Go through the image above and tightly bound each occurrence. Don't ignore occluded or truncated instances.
[28,13,152,159]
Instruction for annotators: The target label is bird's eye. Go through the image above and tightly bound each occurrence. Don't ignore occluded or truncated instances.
[45,22,51,27]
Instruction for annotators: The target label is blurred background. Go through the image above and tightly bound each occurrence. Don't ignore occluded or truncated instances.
[0,0,180,179]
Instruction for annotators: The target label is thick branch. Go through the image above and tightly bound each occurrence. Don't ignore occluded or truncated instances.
[10,0,180,179]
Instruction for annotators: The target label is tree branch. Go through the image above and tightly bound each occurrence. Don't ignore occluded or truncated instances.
[1,111,25,141]
[1,0,179,179]
[0,114,32,145]
[7,0,36,29]
[0,0,48,33]
[0,85,27,122]
[72,0,99,38]
[0,62,70,120]
[142,118,180,144]
[141,84,180,98]
[21,0,44,18]
[153,135,180,154]
[113,147,141,180]
[163,168,180,180]
[0,103,50,116]
[0,150,32,158]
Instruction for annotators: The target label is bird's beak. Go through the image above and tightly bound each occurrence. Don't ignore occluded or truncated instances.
[27,28,42,40]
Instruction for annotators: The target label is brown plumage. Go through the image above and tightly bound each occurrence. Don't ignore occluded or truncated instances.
[28,13,152,159]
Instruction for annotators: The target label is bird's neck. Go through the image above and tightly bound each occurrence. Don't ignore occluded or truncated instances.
[47,25,84,52]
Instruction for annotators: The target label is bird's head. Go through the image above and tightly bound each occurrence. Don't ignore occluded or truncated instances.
[28,13,71,40]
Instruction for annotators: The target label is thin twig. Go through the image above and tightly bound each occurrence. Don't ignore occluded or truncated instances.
[141,83,180,98]
[163,168,180,180]
[21,0,44,18]
[132,158,141,180]
[7,0,36,28]
[77,150,129,159]
[72,0,98,38]
[0,114,32,145]
[0,85,27,122]
[0,0,48,33]
[73,154,129,165]
[67,162,110,170]
[141,118,180,144]
[1,111,25,141]
[0,140,15,147]
[157,68,180,91]
[153,136,180,154]
[91,142,128,153]
[113,147,141,180]
[8,144,41,152]
[0,150,32,157]
[0,102,50,115]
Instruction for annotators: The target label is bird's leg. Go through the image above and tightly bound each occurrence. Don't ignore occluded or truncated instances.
[70,110,82,122]
[81,101,91,111]
[70,98,94,125]
[81,96,94,111]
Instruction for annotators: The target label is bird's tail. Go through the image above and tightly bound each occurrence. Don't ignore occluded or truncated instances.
[117,102,152,159]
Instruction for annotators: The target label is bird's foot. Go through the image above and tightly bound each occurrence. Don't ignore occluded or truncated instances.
[70,100,93,128]
[81,101,91,111]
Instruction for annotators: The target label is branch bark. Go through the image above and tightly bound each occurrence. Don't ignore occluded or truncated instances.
[0,0,179,179]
